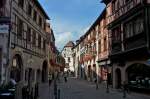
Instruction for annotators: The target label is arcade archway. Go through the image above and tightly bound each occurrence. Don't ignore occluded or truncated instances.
[10,54,23,82]
[126,63,150,88]
[42,61,48,83]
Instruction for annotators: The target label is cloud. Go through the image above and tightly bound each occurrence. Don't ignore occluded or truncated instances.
[55,32,74,49]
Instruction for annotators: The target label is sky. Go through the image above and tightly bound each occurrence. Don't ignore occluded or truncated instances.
[39,0,105,50]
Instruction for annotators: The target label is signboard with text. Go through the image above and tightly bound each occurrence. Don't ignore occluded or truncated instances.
[0,24,9,34]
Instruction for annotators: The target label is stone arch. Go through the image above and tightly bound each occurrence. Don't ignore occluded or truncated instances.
[115,68,122,89]
[126,63,150,86]
[42,60,48,83]
[10,54,23,82]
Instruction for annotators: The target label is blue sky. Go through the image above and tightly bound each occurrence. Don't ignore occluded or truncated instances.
[39,0,105,50]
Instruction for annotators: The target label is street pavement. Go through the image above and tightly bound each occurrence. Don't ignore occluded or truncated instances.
[38,77,150,99]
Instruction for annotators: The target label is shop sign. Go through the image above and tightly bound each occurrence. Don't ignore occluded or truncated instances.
[0,24,9,34]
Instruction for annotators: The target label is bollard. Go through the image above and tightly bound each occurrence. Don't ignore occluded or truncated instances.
[58,89,60,99]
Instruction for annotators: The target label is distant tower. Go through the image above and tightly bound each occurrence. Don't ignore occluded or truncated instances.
[61,41,75,72]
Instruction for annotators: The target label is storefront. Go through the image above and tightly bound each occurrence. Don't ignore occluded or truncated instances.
[98,59,112,83]
[126,63,150,90]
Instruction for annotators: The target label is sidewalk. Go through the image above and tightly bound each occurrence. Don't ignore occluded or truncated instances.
[57,77,150,99]
[38,83,55,99]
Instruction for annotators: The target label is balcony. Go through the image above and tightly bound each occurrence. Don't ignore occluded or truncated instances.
[111,40,122,55]
[108,0,143,23]
[124,32,146,51]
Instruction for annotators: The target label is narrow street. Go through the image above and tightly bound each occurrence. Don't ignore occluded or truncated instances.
[39,77,150,99]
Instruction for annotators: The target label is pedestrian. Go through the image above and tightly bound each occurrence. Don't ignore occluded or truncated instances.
[34,83,39,99]
[94,78,98,90]
[22,86,28,99]
[64,73,67,83]
[123,81,129,98]
[48,74,53,86]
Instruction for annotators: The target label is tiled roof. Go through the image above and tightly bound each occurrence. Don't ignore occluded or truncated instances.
[65,41,74,47]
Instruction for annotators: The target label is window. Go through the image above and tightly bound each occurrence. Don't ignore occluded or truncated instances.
[28,4,32,16]
[125,0,131,3]
[68,57,70,62]
[38,34,41,48]
[112,0,119,13]
[27,27,31,42]
[112,26,121,41]
[17,18,23,37]
[124,22,133,38]
[64,54,66,57]
[32,31,36,45]
[39,17,42,27]
[33,10,37,22]
[44,22,46,31]
[43,39,46,50]
[0,0,5,8]
[98,40,101,53]
[124,16,143,38]
[134,17,143,34]
[104,37,107,51]
[18,0,24,8]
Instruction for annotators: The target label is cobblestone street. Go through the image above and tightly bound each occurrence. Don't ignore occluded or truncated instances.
[38,77,150,99]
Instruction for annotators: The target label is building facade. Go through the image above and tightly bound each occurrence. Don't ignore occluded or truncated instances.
[73,10,111,82]
[0,0,50,98]
[103,0,150,88]
[46,23,65,77]
[62,41,75,73]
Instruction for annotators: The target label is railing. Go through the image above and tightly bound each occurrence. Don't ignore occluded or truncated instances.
[124,33,146,50]
[107,0,143,23]
[111,42,122,55]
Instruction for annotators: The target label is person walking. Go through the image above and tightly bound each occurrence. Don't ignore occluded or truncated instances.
[94,78,98,90]
[48,74,53,86]
[64,73,67,83]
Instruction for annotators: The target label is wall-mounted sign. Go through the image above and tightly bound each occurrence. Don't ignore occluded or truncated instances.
[0,24,9,34]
